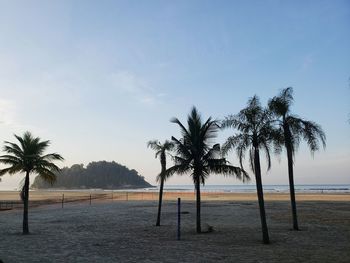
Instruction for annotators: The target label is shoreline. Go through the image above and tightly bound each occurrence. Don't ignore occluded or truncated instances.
[1,190,349,202]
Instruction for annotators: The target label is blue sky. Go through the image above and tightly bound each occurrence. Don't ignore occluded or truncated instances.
[0,0,349,189]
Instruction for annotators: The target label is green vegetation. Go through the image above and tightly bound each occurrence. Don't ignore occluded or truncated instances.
[166,107,248,233]
[0,131,63,234]
[31,161,152,189]
[147,140,174,226]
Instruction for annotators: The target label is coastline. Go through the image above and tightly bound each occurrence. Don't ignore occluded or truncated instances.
[1,189,349,203]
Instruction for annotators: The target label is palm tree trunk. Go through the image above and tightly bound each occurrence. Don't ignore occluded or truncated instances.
[286,143,299,230]
[23,171,30,235]
[195,177,201,233]
[254,148,270,244]
[156,178,164,226]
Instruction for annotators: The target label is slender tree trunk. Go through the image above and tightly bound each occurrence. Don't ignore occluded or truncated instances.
[23,171,30,235]
[286,142,299,230]
[156,153,167,226]
[254,148,270,244]
[195,177,201,233]
[156,178,164,226]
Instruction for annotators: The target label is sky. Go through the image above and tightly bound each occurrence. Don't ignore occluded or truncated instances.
[0,0,349,189]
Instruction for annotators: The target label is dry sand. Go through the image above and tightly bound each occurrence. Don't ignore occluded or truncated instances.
[0,192,349,263]
[1,190,350,202]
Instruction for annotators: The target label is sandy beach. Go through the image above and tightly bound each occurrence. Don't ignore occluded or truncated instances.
[1,190,350,202]
[0,191,349,263]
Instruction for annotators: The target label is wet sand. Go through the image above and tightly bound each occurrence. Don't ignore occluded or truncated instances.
[0,192,349,262]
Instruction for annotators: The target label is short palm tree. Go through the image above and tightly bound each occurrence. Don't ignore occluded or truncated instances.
[147,139,174,226]
[268,87,326,230]
[222,96,278,244]
[0,131,63,234]
[166,107,248,233]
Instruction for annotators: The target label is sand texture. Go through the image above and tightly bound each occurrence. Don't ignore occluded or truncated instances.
[1,190,350,202]
[0,197,349,263]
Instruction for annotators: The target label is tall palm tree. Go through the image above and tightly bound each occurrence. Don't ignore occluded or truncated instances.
[268,87,326,230]
[0,131,63,234]
[221,96,278,244]
[166,107,248,233]
[147,139,174,226]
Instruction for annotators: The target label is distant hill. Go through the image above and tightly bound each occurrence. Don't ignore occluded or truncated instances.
[31,161,152,189]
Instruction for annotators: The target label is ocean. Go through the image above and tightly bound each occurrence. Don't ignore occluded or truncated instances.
[141,184,350,193]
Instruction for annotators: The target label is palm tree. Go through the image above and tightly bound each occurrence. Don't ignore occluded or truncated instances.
[0,131,63,234]
[166,107,248,233]
[147,139,174,226]
[221,96,278,244]
[268,87,326,230]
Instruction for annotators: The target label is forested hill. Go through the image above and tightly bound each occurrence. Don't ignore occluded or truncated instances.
[31,161,152,189]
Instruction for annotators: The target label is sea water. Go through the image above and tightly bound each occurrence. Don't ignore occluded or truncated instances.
[143,184,350,193]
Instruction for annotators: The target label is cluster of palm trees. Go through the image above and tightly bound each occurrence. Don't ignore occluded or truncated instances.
[0,88,325,242]
[148,87,326,244]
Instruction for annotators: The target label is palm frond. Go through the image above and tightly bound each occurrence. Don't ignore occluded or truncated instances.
[0,165,23,175]
[0,131,63,185]
[147,140,161,151]
[171,136,192,160]
[268,87,293,117]
[34,168,57,185]
[221,135,239,156]
[41,153,64,162]
[203,143,220,160]
[288,116,326,154]
[301,119,326,153]
[3,142,23,158]
[165,164,190,177]
[261,141,272,171]
[170,117,191,139]
[248,146,254,172]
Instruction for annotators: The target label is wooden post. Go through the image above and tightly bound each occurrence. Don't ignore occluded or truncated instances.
[90,194,92,205]
[62,194,64,208]
[126,192,128,201]
[112,191,113,200]
[177,197,181,241]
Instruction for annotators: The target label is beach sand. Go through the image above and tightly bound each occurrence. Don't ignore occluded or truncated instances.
[1,190,350,202]
[0,191,349,262]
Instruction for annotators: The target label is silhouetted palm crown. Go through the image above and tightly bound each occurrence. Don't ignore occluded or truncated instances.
[147,140,174,182]
[221,96,278,172]
[167,107,248,184]
[268,87,326,155]
[0,131,63,183]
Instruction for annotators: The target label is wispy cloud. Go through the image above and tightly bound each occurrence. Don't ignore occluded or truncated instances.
[109,70,164,106]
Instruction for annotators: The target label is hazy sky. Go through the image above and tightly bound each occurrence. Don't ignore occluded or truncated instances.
[0,0,349,189]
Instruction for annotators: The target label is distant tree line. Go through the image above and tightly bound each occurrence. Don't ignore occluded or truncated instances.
[31,161,152,189]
